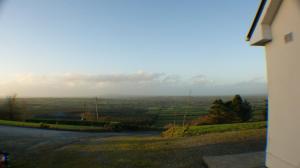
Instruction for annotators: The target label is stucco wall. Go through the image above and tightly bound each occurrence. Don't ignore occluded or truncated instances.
[265,0,300,167]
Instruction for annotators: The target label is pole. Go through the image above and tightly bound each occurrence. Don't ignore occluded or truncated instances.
[96,97,99,121]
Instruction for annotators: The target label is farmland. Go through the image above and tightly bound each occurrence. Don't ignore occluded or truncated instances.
[0,95,266,129]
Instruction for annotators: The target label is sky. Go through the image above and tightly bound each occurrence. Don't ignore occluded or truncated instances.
[0,0,267,97]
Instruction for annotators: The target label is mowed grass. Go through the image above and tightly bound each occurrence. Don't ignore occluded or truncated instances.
[162,121,267,137]
[0,119,106,132]
[8,129,266,168]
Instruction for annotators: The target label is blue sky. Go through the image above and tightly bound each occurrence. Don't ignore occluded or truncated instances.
[0,0,266,97]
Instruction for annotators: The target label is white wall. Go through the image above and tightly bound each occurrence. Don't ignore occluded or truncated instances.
[265,0,300,167]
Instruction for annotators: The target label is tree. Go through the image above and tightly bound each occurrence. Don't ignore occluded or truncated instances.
[208,99,238,124]
[190,95,254,126]
[8,94,18,120]
[231,95,243,118]
[241,100,252,121]
[0,94,22,121]
[231,95,252,122]
[209,99,226,116]
[262,98,268,121]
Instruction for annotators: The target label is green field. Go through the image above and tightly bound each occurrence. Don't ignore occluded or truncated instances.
[0,95,267,128]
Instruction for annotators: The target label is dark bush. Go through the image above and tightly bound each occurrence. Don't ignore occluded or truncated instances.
[104,122,122,131]
[39,123,50,128]
[191,95,253,126]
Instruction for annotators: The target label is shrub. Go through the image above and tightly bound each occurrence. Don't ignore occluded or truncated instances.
[161,125,189,137]
[191,95,253,126]
[81,112,96,121]
[163,123,174,130]
[231,95,252,122]
[39,123,50,129]
[104,122,122,131]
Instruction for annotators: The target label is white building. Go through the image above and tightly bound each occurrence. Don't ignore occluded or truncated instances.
[247,0,300,167]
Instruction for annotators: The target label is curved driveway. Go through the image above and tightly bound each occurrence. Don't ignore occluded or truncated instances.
[0,125,159,157]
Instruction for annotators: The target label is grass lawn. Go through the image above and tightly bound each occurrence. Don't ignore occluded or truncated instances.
[3,129,266,168]
[0,119,267,168]
[162,121,267,137]
[0,119,107,132]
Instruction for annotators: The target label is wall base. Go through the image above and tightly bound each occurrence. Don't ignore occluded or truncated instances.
[266,153,298,168]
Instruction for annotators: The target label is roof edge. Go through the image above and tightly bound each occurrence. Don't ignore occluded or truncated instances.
[246,0,268,41]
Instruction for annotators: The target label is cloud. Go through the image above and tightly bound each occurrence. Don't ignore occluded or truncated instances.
[191,75,213,85]
[0,71,164,86]
[0,72,267,97]
[241,76,266,84]
[162,75,181,83]
[201,76,267,96]
[62,71,164,84]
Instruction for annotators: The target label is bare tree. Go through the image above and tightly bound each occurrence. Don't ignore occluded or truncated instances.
[7,94,18,120]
